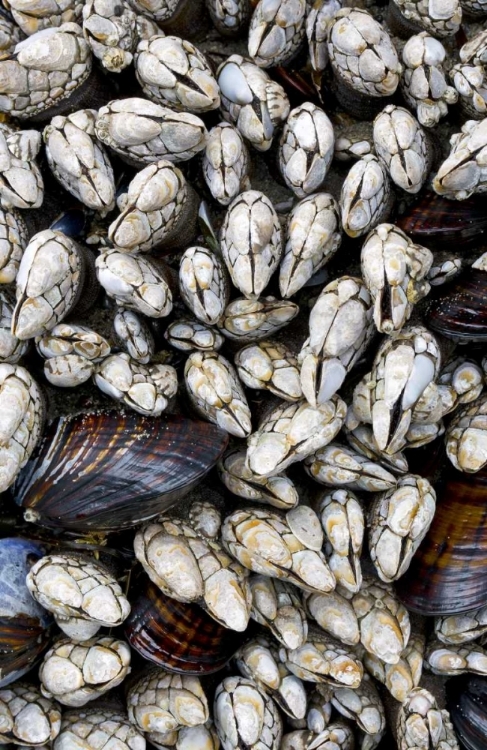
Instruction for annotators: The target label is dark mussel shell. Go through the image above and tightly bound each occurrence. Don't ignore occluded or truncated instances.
[397,192,487,250]
[447,675,487,750]
[124,579,246,675]
[396,465,487,616]
[426,269,487,343]
[0,537,51,687]
[14,411,228,533]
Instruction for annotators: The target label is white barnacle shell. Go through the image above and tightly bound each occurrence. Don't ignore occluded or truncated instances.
[0,363,44,493]
[12,230,83,341]
[400,32,457,128]
[26,554,131,631]
[0,291,28,363]
[95,353,177,416]
[217,54,290,151]
[0,24,92,120]
[368,474,436,582]
[37,323,110,361]
[246,395,347,477]
[0,207,27,285]
[235,340,302,402]
[219,296,299,342]
[165,318,224,352]
[95,98,208,166]
[179,246,230,326]
[113,309,154,365]
[184,350,252,438]
[221,508,334,594]
[360,223,433,334]
[206,0,251,35]
[44,109,115,216]
[353,325,441,455]
[127,0,179,22]
[0,682,61,745]
[392,0,462,38]
[54,707,145,750]
[373,105,430,194]
[134,517,251,631]
[218,446,299,511]
[330,674,386,736]
[135,35,220,113]
[315,488,364,594]
[96,249,173,318]
[306,0,341,73]
[214,676,282,750]
[127,668,209,734]
[0,125,44,210]
[327,8,402,97]
[202,122,250,206]
[7,0,83,35]
[248,0,307,69]
[39,636,131,707]
[220,190,282,299]
[305,443,396,493]
[108,160,191,254]
[396,688,458,750]
[352,577,410,664]
[82,0,136,73]
[44,355,95,388]
[433,118,487,200]
[445,394,487,473]
[279,193,341,298]
[278,103,334,198]
[298,275,374,404]
[340,155,391,238]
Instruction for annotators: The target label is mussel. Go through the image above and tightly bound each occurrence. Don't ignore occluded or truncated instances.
[0,537,51,687]
[426,268,487,343]
[447,674,487,750]
[396,465,487,615]
[14,411,228,532]
[397,191,487,249]
[124,579,246,675]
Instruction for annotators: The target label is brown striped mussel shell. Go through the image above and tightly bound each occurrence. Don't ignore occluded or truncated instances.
[397,192,487,250]
[124,579,246,676]
[14,411,228,533]
[447,674,487,750]
[426,269,487,343]
[396,465,487,616]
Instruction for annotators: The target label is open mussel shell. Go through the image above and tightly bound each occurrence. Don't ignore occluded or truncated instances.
[0,537,52,687]
[124,580,246,675]
[426,269,487,343]
[446,674,487,750]
[397,192,487,249]
[14,412,228,533]
[396,465,487,616]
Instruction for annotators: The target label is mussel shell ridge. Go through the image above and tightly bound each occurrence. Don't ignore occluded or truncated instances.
[124,580,245,675]
[396,466,487,615]
[14,412,228,532]
[447,675,487,750]
[426,269,487,343]
[397,192,487,249]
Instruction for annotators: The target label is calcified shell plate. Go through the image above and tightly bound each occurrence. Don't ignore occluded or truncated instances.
[14,411,228,532]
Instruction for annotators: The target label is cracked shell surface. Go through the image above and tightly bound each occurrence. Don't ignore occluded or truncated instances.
[246,395,347,477]
[328,8,402,98]
[135,35,220,114]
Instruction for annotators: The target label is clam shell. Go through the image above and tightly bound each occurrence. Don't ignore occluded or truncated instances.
[397,465,487,615]
[124,579,245,675]
[14,412,228,532]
